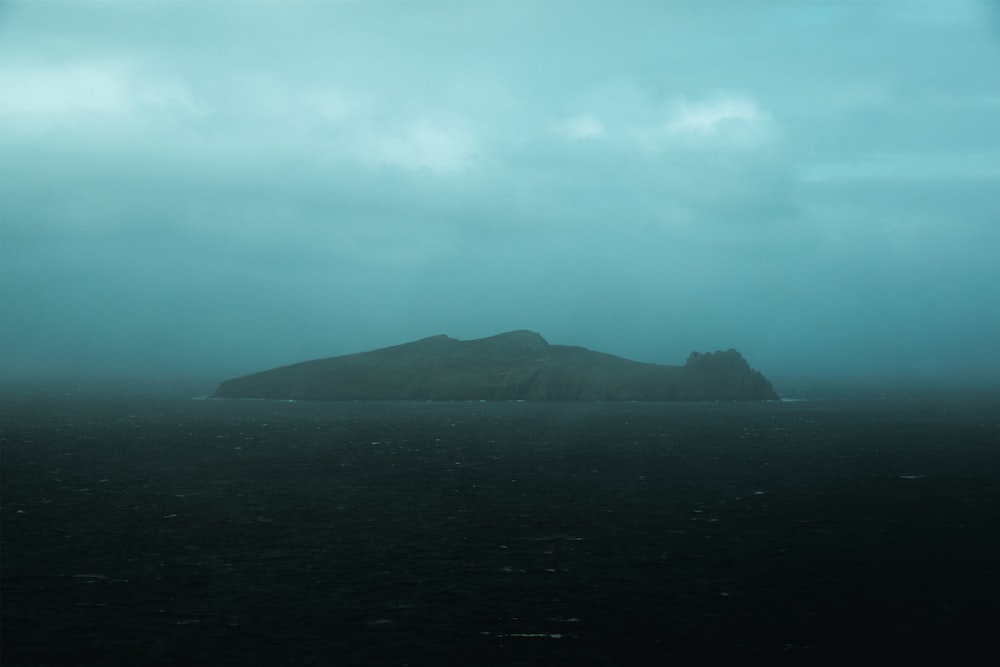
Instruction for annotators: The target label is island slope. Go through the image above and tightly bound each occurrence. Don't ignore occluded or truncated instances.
[212,330,779,401]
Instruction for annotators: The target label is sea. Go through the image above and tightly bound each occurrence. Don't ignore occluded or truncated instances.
[1,388,998,665]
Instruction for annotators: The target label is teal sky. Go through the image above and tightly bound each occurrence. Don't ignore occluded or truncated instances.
[2,0,999,392]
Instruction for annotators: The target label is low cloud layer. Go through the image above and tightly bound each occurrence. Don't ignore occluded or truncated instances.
[2,1,999,392]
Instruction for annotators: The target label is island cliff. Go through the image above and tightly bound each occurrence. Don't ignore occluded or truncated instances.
[212,330,779,401]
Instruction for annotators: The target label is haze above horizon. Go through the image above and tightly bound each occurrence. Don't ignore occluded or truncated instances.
[2,1,998,392]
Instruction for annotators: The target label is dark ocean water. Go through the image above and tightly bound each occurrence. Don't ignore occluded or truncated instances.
[2,392,998,665]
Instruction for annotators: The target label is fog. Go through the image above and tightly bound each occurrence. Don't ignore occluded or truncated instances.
[2,1,999,395]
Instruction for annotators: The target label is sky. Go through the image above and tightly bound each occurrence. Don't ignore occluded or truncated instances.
[1,0,999,393]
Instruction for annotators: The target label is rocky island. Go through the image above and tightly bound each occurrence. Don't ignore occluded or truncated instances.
[212,330,779,402]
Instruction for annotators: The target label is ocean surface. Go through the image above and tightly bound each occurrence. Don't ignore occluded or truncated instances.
[2,391,998,665]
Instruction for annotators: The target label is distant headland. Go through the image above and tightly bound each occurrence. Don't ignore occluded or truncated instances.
[212,330,779,402]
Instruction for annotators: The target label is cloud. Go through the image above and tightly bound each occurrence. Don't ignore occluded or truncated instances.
[362,119,478,173]
[0,63,133,117]
[801,152,1000,183]
[665,94,773,145]
[0,61,205,125]
[556,114,605,140]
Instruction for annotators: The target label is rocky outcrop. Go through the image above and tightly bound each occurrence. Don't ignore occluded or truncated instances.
[212,330,779,401]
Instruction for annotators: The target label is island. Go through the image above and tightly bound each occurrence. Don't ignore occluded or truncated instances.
[211,330,779,402]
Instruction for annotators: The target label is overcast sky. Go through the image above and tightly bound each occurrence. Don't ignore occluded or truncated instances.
[2,0,999,392]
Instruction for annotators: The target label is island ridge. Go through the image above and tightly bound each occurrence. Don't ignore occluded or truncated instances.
[212,330,779,402]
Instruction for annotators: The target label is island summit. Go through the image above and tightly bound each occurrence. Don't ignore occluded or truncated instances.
[212,330,779,402]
